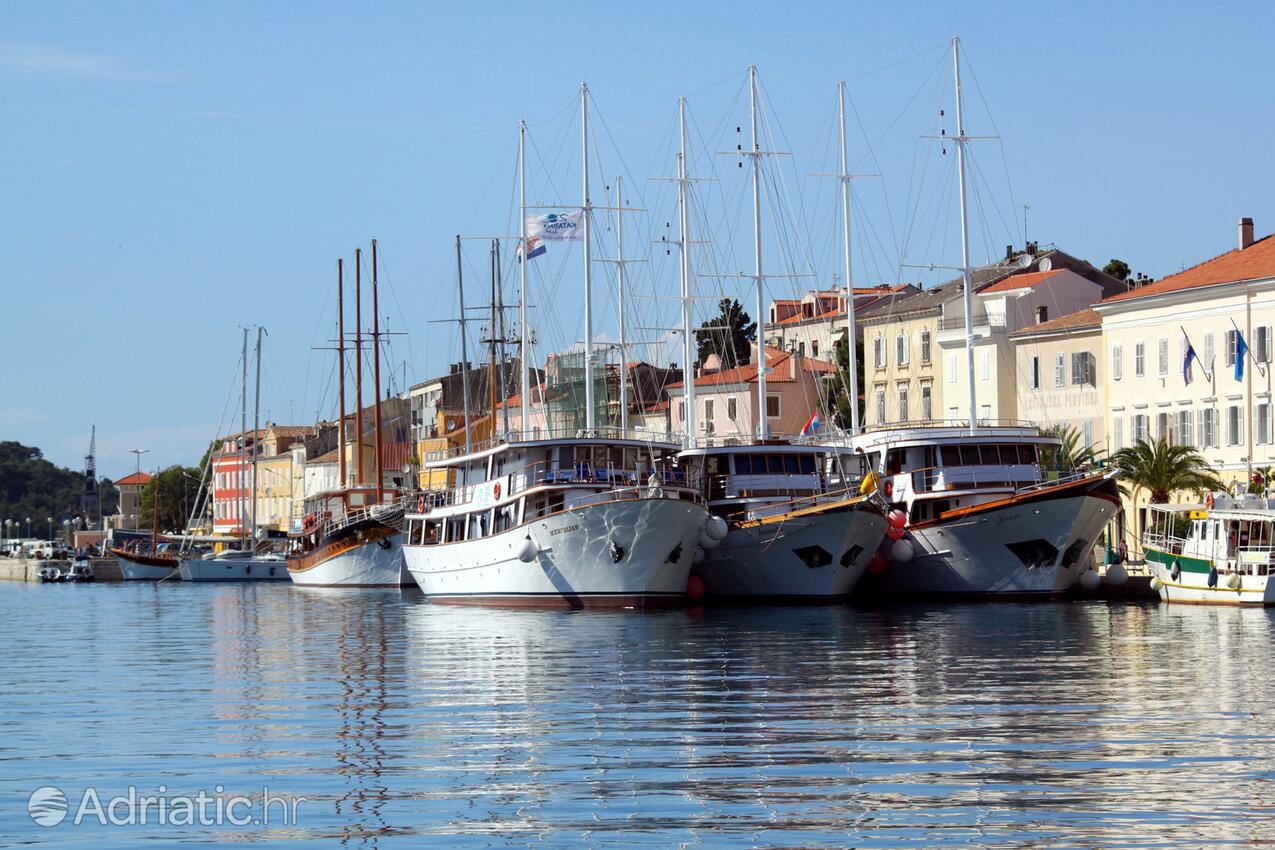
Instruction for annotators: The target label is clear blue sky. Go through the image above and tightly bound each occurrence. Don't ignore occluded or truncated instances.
[4,1,1272,478]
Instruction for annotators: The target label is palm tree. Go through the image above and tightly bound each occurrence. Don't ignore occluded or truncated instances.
[1041,423,1100,472]
[1111,438,1221,504]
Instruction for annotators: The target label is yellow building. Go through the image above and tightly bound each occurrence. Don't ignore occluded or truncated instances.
[1011,308,1105,449]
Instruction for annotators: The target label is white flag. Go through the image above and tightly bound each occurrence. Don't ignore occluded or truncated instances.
[526,211,583,241]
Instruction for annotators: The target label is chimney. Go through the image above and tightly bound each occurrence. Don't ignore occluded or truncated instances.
[1239,217,1255,250]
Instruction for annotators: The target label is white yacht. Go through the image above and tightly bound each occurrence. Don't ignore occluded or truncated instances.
[179,548,291,582]
[677,442,886,599]
[1143,497,1275,605]
[402,436,713,607]
[835,423,1120,596]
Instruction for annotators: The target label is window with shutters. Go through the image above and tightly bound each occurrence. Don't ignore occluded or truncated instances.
[946,353,957,383]
[1177,409,1194,447]
[810,340,819,358]
[1226,330,1238,366]
[1156,411,1172,442]
[704,399,714,422]
[921,384,933,420]
[1258,402,1272,445]
[1054,353,1066,388]
[920,329,932,364]
[898,383,909,421]
[1081,420,1093,451]
[1157,337,1169,377]
[1030,356,1040,389]
[1257,326,1271,364]
[1111,415,1124,451]
[727,397,738,420]
[896,333,909,365]
[875,388,886,423]
[1204,332,1215,366]
[873,336,886,368]
[1227,405,1242,446]
[1112,344,1123,381]
[1132,413,1149,443]
[1135,341,1146,378]
[1199,408,1217,448]
[1071,351,1094,386]
[980,350,990,381]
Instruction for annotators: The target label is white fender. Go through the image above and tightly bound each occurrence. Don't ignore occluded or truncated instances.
[1227,572,1242,590]
[700,516,728,549]
[890,539,915,563]
[517,535,539,564]
[1079,569,1101,592]
[1104,563,1128,587]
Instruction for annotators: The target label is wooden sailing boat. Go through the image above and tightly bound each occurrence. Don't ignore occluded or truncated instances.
[288,242,408,587]
[111,468,180,580]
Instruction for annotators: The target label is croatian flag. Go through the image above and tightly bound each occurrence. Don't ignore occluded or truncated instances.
[1182,329,1200,385]
[801,411,822,436]
[517,236,546,263]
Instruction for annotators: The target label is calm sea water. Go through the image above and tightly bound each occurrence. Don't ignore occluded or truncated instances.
[2,583,1273,848]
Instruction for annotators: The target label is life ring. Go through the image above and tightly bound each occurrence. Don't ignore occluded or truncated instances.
[416,494,426,513]
[1206,493,1215,510]
[494,482,502,499]
[882,478,893,498]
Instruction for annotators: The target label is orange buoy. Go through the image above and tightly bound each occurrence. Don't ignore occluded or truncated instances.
[685,574,706,600]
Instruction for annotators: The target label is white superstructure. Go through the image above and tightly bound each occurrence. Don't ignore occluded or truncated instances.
[1144,498,1275,605]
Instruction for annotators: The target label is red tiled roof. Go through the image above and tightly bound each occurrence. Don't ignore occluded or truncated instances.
[668,347,835,390]
[979,268,1064,294]
[1009,308,1101,337]
[116,471,152,486]
[1103,233,1275,303]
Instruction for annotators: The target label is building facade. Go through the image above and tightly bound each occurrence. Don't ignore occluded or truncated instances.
[1011,309,1105,450]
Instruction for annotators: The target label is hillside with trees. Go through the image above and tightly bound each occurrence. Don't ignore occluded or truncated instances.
[0,441,117,534]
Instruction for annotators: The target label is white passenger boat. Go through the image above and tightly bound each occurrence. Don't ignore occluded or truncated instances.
[837,422,1121,597]
[677,442,886,599]
[402,436,712,607]
[1143,497,1275,605]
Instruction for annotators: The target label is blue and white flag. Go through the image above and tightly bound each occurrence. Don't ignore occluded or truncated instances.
[1182,328,1200,385]
[526,211,583,241]
[1235,329,1250,381]
[517,236,546,263]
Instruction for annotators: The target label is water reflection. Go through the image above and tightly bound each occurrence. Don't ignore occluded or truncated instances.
[2,584,1274,848]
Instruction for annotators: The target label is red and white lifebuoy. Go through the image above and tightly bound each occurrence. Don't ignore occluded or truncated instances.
[494,482,502,499]
[882,478,894,499]
[1206,492,1215,510]
[417,494,426,513]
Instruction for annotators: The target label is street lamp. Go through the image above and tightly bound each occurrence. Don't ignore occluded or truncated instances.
[129,448,149,479]
[26,517,31,539]
[46,517,53,540]
[61,518,71,546]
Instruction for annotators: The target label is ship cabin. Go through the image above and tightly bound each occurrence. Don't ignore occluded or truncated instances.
[677,442,852,523]
[294,485,398,548]
[845,424,1060,522]
[404,438,701,547]
[1145,499,1275,576]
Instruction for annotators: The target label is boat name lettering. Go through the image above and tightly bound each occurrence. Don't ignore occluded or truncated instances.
[549,525,580,536]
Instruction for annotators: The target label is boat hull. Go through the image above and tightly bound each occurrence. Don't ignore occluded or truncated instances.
[695,501,887,599]
[114,556,179,581]
[404,498,707,608]
[856,474,1120,597]
[179,556,292,582]
[288,523,406,587]
[1145,549,1275,605]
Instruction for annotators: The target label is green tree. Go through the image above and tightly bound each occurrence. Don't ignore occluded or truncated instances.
[822,329,865,429]
[1040,423,1101,471]
[1112,438,1221,539]
[694,298,756,369]
[0,441,91,534]
[138,465,202,533]
[1103,259,1131,282]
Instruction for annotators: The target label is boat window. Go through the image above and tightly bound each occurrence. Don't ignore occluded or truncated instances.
[706,456,723,475]
[886,449,906,475]
[799,454,817,474]
[623,448,638,470]
[979,445,1001,465]
[783,454,800,474]
[940,445,962,467]
[609,446,624,469]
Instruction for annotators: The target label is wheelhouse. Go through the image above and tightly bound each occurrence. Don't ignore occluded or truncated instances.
[678,443,859,523]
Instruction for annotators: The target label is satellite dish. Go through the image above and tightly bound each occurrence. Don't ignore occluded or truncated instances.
[1038,257,1053,272]
[1016,253,1035,269]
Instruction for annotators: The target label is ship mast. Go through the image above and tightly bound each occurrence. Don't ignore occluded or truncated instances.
[952,36,977,435]
[251,325,263,547]
[748,66,767,440]
[239,326,248,548]
[677,97,696,446]
[456,235,473,454]
[372,239,384,504]
[518,120,530,435]
[337,259,347,488]
[354,247,365,484]
[837,81,861,434]
[581,82,596,433]
[615,174,629,434]
[488,239,499,436]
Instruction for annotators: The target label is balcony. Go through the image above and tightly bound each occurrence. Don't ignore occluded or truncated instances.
[939,312,1006,332]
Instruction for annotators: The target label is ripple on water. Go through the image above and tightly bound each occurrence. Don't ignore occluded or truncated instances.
[1,584,1274,847]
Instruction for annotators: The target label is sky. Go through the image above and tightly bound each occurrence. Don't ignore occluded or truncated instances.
[3,1,1273,479]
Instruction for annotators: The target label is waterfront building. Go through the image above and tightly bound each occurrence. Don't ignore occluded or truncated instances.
[113,471,152,530]
[1011,308,1105,450]
[763,284,918,363]
[665,345,835,440]
[1094,217,1275,534]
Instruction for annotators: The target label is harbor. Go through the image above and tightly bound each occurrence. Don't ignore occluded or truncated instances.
[6,3,1275,846]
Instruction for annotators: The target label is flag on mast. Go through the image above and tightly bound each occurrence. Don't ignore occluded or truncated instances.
[517,236,546,263]
[801,411,822,436]
[1181,327,1200,385]
[1235,328,1250,381]
[526,212,583,241]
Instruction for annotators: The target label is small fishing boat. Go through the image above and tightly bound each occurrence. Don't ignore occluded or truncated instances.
[1143,496,1275,605]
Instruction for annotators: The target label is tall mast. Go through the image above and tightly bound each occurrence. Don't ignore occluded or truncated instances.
[488,240,499,434]
[837,81,860,433]
[239,326,248,548]
[496,238,510,438]
[581,82,595,433]
[251,325,262,546]
[615,174,629,435]
[372,239,384,504]
[518,120,530,434]
[337,259,347,488]
[150,466,159,552]
[354,247,365,484]
[952,36,977,434]
[456,235,473,454]
[749,66,767,440]
[677,97,697,446]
